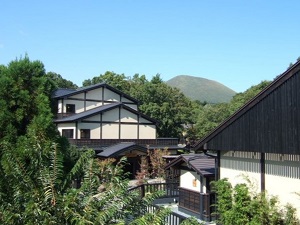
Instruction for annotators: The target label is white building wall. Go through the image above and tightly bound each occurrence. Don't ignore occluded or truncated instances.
[71,93,84,99]
[86,88,103,100]
[121,110,138,122]
[139,117,152,123]
[83,114,101,121]
[57,123,76,138]
[265,153,300,218]
[77,123,101,139]
[180,169,201,192]
[121,96,133,103]
[202,177,207,193]
[102,124,119,139]
[102,108,119,121]
[104,89,120,101]
[63,99,84,113]
[139,125,156,139]
[58,100,63,113]
[86,101,103,111]
[220,151,261,191]
[121,125,138,139]
[220,151,300,219]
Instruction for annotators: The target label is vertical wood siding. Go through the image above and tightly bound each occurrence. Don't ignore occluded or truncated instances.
[207,71,300,154]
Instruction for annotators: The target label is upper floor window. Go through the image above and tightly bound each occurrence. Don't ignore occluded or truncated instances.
[66,104,75,113]
[80,129,90,139]
[62,129,74,139]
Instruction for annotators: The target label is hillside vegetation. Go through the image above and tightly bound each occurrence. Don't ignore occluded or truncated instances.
[166,75,236,103]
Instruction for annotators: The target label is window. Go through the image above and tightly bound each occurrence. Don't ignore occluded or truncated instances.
[62,129,74,138]
[66,104,75,113]
[80,129,90,139]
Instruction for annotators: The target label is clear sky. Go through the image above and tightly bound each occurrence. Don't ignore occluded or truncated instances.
[1,1,300,93]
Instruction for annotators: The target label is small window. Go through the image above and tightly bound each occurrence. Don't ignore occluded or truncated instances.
[66,104,75,113]
[80,129,90,139]
[62,129,74,138]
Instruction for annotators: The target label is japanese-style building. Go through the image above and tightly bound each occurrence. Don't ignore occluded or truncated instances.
[165,154,216,221]
[52,82,180,177]
[193,61,300,218]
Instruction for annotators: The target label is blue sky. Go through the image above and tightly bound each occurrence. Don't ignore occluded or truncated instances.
[1,1,300,92]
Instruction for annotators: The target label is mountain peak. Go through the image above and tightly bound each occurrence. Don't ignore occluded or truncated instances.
[166,75,236,103]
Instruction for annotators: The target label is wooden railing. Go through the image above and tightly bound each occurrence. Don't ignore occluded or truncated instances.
[128,182,179,198]
[68,138,179,148]
[56,113,76,119]
[178,187,215,221]
[129,183,215,223]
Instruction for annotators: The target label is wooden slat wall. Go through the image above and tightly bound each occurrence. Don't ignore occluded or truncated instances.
[207,71,300,155]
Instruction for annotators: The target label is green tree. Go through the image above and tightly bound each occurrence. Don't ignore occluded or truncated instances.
[211,179,299,225]
[83,72,195,138]
[193,80,272,140]
[46,71,78,89]
[131,74,195,137]
[0,56,199,225]
[82,71,130,92]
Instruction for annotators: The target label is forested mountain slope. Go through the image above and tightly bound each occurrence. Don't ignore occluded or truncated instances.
[166,75,236,103]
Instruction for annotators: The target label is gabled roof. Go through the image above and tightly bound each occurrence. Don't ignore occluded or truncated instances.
[165,154,215,177]
[193,60,300,152]
[52,82,139,103]
[52,88,76,98]
[97,142,147,158]
[54,102,158,124]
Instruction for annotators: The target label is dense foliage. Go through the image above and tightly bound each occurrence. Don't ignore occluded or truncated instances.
[211,179,299,225]
[0,56,204,224]
[192,80,271,140]
[46,71,78,89]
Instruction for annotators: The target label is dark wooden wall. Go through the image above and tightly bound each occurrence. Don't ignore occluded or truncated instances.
[206,71,300,155]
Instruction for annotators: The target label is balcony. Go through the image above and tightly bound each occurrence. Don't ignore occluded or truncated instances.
[178,187,215,221]
[129,182,215,224]
[56,113,76,119]
[68,138,179,149]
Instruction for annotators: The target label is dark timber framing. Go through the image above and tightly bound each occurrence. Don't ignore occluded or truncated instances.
[193,60,300,155]
[192,60,300,195]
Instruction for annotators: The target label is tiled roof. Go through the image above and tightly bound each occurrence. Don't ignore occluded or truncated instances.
[165,154,215,177]
[52,88,76,98]
[97,142,147,158]
[52,82,138,103]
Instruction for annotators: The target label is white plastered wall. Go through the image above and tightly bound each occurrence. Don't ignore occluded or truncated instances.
[220,151,300,219]
[104,89,120,101]
[102,108,119,122]
[86,101,103,111]
[86,88,103,100]
[220,151,261,192]
[77,122,101,139]
[83,114,101,121]
[139,124,156,139]
[57,123,76,138]
[180,169,201,192]
[264,153,300,218]
[121,110,138,122]
[120,125,138,139]
[63,99,84,113]
[58,100,63,113]
[102,124,119,139]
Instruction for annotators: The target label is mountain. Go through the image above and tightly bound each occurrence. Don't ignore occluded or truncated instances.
[166,75,236,103]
